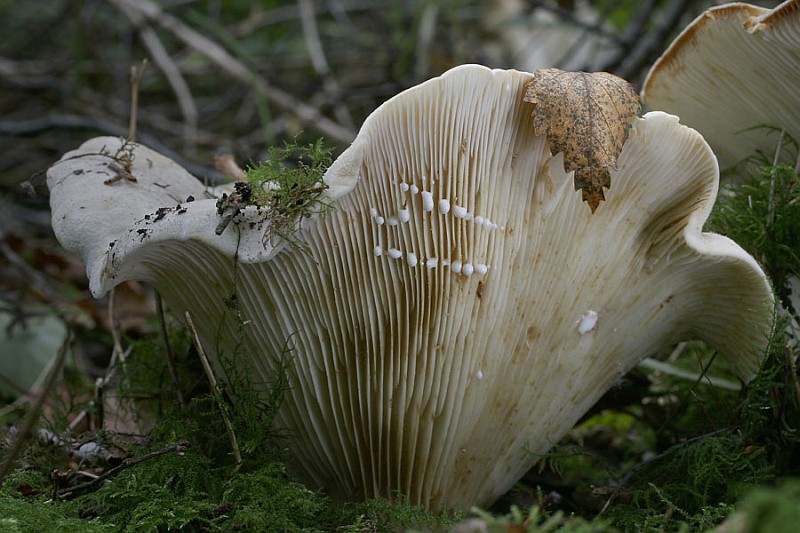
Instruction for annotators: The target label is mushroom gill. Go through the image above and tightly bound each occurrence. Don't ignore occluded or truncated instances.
[47,65,774,511]
[642,0,800,169]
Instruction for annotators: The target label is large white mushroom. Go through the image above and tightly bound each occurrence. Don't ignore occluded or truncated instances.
[642,0,800,169]
[47,65,773,511]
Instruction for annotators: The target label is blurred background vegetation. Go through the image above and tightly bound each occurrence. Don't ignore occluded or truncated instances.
[0,1,796,532]
[3,0,784,186]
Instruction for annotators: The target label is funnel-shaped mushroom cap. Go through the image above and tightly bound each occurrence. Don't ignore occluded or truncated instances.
[48,65,773,511]
[642,0,800,169]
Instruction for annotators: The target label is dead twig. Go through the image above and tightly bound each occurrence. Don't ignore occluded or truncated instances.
[185,311,243,471]
[5,113,220,182]
[597,0,659,74]
[106,0,356,144]
[612,0,696,81]
[0,327,73,483]
[785,344,800,410]
[55,439,190,499]
[595,427,733,519]
[214,153,246,180]
[112,0,199,150]
[94,288,132,430]
[0,236,55,298]
[104,161,138,185]
[413,3,438,82]
[297,0,353,128]
[129,59,148,142]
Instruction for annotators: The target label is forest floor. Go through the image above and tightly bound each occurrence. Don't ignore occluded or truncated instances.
[1,1,798,531]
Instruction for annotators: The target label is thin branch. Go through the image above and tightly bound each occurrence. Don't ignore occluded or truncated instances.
[155,293,186,407]
[0,372,29,396]
[0,327,72,483]
[55,439,190,499]
[297,0,353,127]
[94,288,131,430]
[414,2,438,82]
[785,344,800,409]
[105,0,356,144]
[214,153,246,179]
[597,0,660,73]
[6,113,221,182]
[553,0,627,70]
[185,311,243,471]
[0,237,54,298]
[613,0,696,82]
[129,59,148,142]
[595,427,733,519]
[535,1,624,45]
[108,288,126,371]
[795,144,800,176]
[113,0,199,148]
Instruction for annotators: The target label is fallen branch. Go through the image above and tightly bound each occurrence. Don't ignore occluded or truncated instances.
[611,0,696,81]
[297,0,353,128]
[112,0,199,148]
[105,0,356,144]
[55,439,190,499]
[0,327,72,483]
[596,427,733,518]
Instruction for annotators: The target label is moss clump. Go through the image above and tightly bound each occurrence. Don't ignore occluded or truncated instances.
[709,160,800,317]
[602,319,797,531]
[216,138,334,247]
[734,479,800,532]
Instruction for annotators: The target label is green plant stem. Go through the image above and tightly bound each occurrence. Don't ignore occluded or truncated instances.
[767,129,785,229]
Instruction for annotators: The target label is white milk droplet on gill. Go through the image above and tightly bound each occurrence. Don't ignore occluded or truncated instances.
[422,191,434,212]
[577,310,599,335]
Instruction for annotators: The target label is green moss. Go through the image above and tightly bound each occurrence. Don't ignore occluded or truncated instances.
[116,327,197,423]
[470,504,609,533]
[735,479,800,533]
[708,160,800,315]
[5,149,798,533]
[219,464,330,532]
[216,138,334,247]
[602,322,796,531]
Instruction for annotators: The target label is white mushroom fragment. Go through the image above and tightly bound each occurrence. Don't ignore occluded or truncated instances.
[47,65,773,512]
[642,0,800,169]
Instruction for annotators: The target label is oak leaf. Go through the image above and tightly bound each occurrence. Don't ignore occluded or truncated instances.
[524,68,640,213]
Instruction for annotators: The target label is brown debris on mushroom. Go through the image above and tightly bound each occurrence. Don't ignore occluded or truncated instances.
[524,68,640,212]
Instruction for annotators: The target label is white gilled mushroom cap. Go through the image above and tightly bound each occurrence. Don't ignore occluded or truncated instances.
[642,0,800,169]
[48,65,773,511]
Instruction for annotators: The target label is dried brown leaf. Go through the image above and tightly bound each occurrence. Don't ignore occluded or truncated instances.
[524,68,640,212]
